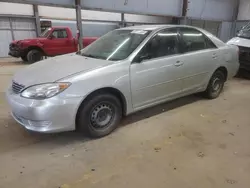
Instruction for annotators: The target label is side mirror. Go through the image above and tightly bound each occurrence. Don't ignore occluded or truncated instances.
[134,54,151,63]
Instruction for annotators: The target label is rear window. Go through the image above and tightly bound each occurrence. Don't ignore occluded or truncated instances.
[179,28,216,53]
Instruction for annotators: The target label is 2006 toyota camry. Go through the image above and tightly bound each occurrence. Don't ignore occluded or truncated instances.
[6,25,239,138]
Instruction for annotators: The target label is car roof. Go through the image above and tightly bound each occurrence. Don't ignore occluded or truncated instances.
[118,24,193,31]
[118,24,226,47]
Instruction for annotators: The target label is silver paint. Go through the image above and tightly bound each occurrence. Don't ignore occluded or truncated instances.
[6,25,239,133]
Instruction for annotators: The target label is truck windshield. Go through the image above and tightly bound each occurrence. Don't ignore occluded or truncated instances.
[80,29,151,61]
[237,22,250,39]
[40,28,52,38]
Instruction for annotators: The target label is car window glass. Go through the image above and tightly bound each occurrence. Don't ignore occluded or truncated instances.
[205,37,217,49]
[137,28,179,61]
[52,30,68,38]
[81,30,151,61]
[180,28,207,52]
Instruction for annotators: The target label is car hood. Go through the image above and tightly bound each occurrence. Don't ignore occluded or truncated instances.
[13,53,112,87]
[12,38,47,44]
[227,37,250,48]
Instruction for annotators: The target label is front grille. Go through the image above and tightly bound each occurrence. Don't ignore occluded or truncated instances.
[9,43,15,49]
[9,43,19,51]
[239,46,250,53]
[12,81,25,93]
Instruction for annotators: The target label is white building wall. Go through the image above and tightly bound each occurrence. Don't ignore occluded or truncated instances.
[38,6,121,22]
[187,0,237,21]
[0,2,33,16]
[237,0,250,20]
[81,0,182,17]
[219,22,233,42]
[124,14,171,23]
[38,6,171,23]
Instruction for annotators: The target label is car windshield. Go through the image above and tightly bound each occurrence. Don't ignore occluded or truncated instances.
[40,28,52,38]
[80,29,151,61]
[237,23,250,39]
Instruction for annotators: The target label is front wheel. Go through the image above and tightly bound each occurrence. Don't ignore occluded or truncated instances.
[27,49,43,63]
[21,55,28,62]
[77,93,122,138]
[204,70,225,99]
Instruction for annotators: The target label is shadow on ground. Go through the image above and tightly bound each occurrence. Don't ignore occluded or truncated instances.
[3,94,204,149]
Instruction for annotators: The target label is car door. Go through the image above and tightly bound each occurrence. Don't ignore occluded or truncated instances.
[130,28,184,110]
[177,27,218,93]
[44,29,75,56]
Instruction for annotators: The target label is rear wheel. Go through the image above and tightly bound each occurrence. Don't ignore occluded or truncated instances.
[204,70,225,99]
[27,49,43,63]
[77,93,122,138]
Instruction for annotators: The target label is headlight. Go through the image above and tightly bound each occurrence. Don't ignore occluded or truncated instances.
[21,83,70,99]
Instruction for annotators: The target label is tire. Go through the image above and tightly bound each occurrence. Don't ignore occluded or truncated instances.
[21,55,28,62]
[77,93,122,138]
[204,70,225,99]
[26,49,43,63]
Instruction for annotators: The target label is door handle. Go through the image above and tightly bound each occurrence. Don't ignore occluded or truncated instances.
[174,61,184,67]
[212,53,218,59]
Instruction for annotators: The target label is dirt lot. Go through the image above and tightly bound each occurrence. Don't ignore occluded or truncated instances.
[0,59,250,188]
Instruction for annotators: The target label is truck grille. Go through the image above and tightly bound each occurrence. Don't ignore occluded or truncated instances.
[238,46,249,61]
[12,81,25,93]
[9,43,15,50]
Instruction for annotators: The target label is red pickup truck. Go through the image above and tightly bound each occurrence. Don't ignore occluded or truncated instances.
[9,27,97,63]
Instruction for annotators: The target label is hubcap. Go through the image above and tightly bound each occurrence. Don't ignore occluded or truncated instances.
[90,103,114,128]
[31,52,41,62]
[212,77,221,92]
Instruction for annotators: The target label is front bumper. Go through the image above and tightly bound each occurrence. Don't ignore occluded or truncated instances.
[8,44,25,58]
[6,88,82,133]
[8,50,22,58]
[239,46,250,71]
[239,61,250,71]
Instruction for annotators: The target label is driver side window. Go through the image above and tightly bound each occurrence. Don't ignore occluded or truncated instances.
[134,28,179,62]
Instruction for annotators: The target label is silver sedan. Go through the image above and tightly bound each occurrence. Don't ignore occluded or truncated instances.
[6,25,239,137]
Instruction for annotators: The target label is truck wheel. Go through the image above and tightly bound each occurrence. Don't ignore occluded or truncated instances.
[21,55,28,62]
[77,93,122,138]
[27,50,43,63]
